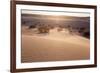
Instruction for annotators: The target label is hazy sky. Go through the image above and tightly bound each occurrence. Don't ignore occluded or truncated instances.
[22,9,90,17]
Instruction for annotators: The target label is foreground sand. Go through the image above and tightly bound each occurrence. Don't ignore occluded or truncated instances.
[21,27,90,63]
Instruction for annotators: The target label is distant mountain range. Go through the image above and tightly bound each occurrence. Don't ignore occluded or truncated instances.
[21,14,90,29]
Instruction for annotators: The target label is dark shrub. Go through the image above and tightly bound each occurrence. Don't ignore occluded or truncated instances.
[38,25,50,33]
[29,25,36,29]
[83,31,90,39]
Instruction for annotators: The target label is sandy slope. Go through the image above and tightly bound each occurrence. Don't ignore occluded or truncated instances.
[21,27,90,63]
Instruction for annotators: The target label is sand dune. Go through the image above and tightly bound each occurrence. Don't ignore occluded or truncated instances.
[21,27,90,63]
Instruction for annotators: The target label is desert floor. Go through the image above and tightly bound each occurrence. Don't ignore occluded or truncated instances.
[21,26,90,63]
